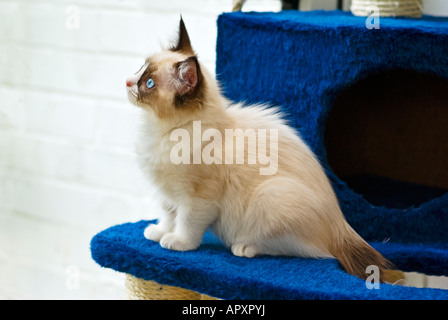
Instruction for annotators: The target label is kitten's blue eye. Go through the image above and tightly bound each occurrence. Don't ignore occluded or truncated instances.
[146,78,155,89]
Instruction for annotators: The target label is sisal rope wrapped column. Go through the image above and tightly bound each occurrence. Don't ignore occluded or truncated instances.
[351,0,423,17]
[125,274,218,300]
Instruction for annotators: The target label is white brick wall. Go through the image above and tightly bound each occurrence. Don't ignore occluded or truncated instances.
[0,0,281,300]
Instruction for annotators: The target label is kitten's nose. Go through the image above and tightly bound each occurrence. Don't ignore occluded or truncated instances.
[126,79,133,87]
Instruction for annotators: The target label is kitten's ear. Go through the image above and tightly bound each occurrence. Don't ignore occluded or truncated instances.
[175,56,202,96]
[170,17,194,55]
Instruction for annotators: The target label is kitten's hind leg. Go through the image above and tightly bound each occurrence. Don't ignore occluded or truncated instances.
[232,177,333,259]
[231,243,261,258]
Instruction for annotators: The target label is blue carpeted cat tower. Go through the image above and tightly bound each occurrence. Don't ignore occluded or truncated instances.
[91,11,448,299]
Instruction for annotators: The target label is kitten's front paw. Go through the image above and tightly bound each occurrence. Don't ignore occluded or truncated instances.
[144,224,166,243]
[231,243,260,258]
[160,233,199,251]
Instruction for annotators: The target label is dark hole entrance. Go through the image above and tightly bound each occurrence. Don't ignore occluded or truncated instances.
[324,70,448,209]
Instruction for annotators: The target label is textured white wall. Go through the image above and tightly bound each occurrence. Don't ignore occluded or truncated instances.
[0,0,281,300]
[423,0,448,16]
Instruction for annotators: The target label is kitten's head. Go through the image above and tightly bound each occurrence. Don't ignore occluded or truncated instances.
[126,18,205,119]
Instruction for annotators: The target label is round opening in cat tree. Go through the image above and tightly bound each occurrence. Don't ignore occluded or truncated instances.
[324,69,448,209]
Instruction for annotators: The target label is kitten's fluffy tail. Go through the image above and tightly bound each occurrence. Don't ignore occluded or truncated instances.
[329,226,404,284]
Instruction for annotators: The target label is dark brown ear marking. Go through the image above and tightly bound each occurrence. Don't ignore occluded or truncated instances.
[170,16,195,55]
[175,56,201,96]
[174,56,205,107]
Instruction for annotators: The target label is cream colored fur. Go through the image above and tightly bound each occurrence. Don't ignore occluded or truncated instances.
[127,49,349,259]
[125,20,402,283]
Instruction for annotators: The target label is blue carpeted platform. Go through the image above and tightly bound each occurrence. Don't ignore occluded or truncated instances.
[91,11,448,299]
[91,220,448,299]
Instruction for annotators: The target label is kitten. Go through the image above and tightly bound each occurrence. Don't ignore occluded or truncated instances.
[126,18,403,283]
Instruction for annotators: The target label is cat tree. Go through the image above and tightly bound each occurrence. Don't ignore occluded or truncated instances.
[91,10,448,299]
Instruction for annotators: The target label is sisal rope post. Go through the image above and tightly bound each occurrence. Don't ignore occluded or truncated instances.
[232,0,246,12]
[125,274,201,300]
[351,0,423,17]
[125,274,219,300]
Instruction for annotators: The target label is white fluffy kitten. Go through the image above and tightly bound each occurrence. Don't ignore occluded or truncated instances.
[126,18,402,283]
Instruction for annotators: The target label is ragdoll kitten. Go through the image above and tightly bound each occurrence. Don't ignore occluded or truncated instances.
[126,18,402,283]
